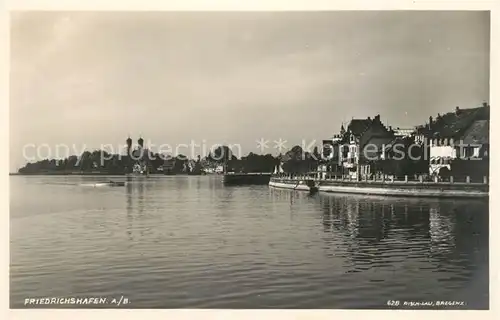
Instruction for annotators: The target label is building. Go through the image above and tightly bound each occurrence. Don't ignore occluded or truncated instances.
[319,134,342,178]
[320,116,395,179]
[123,136,153,175]
[319,124,347,178]
[131,137,150,174]
[427,103,489,175]
[163,156,175,174]
[343,114,394,179]
[414,120,433,145]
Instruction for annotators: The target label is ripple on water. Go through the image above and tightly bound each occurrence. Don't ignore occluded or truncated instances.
[9,176,489,309]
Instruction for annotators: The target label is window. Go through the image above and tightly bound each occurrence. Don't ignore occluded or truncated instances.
[322,145,332,158]
[469,147,474,157]
[463,146,474,158]
[342,146,349,158]
[472,147,481,158]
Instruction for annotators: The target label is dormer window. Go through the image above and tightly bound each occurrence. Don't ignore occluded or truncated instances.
[350,134,355,143]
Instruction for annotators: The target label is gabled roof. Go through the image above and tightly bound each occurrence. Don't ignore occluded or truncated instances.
[347,114,392,138]
[347,119,372,136]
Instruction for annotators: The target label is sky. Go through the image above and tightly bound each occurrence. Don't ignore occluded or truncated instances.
[9,11,490,171]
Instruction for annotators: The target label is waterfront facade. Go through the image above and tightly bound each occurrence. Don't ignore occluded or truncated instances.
[319,128,344,179]
[318,103,490,181]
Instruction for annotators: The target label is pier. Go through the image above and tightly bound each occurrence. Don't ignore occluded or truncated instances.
[223,172,272,185]
[269,174,489,198]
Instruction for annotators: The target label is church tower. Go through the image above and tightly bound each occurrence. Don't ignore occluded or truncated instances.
[126,136,132,156]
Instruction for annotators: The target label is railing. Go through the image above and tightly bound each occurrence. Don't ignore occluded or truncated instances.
[225,172,273,175]
[271,172,489,185]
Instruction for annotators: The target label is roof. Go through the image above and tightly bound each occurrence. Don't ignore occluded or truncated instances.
[383,137,404,152]
[366,135,393,145]
[462,120,489,145]
[364,136,394,152]
[432,105,489,138]
[347,119,372,136]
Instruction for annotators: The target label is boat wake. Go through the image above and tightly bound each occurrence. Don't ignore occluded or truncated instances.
[80,183,106,187]
[80,182,126,187]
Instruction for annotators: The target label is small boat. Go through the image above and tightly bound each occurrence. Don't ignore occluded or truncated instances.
[92,181,126,187]
[269,178,318,194]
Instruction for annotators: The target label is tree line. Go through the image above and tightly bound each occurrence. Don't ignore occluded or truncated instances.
[17,145,322,175]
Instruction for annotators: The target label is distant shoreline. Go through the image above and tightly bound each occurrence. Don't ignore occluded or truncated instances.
[10,172,130,176]
[9,172,209,176]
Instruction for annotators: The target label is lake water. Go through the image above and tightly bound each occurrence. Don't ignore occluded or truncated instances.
[10,175,489,309]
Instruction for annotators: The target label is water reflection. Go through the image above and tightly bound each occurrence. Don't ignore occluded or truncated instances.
[269,188,318,206]
[11,176,490,309]
[125,178,153,240]
[126,181,133,241]
[318,194,488,276]
[138,179,144,216]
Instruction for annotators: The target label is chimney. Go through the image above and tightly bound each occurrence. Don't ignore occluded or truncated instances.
[367,116,371,121]
[375,114,380,122]
[455,106,460,115]
[483,102,488,108]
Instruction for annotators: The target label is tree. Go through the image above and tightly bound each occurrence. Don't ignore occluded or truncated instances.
[207,145,237,163]
[372,136,428,178]
[281,145,317,174]
[237,152,278,173]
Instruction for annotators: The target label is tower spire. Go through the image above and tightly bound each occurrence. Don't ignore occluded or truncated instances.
[138,134,144,148]
[126,135,132,150]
